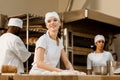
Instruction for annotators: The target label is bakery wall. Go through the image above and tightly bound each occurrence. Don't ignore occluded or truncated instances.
[0,0,58,17]
[0,0,120,18]
[87,0,120,18]
[58,0,87,12]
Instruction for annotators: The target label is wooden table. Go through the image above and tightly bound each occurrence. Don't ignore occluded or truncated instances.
[1,74,120,80]
[0,75,11,80]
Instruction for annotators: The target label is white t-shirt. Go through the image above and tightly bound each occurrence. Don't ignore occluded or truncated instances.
[0,33,31,73]
[87,51,114,70]
[30,31,64,74]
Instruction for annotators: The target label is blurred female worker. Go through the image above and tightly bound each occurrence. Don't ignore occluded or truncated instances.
[87,34,114,75]
[29,11,74,74]
[0,18,31,73]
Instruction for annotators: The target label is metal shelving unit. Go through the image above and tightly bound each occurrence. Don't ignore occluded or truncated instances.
[9,13,46,73]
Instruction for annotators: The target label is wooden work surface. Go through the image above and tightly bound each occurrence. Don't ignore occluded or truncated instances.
[0,74,120,80]
[0,75,11,80]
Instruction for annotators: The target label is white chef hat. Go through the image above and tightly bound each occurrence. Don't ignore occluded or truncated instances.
[45,11,60,23]
[8,18,23,28]
[94,34,105,43]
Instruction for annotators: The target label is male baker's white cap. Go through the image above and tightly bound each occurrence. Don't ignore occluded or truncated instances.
[8,18,23,28]
[94,34,105,43]
[45,11,60,23]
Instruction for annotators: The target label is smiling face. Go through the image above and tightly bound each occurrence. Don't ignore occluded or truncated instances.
[45,17,61,32]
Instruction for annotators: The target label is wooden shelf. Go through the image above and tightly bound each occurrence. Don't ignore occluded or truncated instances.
[74,65,86,72]
[73,46,93,55]
[73,31,94,39]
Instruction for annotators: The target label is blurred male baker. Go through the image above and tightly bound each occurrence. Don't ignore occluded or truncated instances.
[0,18,31,73]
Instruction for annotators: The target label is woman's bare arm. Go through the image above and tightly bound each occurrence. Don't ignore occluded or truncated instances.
[36,47,62,72]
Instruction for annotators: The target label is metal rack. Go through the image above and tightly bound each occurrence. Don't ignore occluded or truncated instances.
[9,13,46,73]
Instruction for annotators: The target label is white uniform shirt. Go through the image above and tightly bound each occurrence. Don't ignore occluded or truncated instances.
[0,33,31,73]
[87,51,114,70]
[30,31,64,74]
